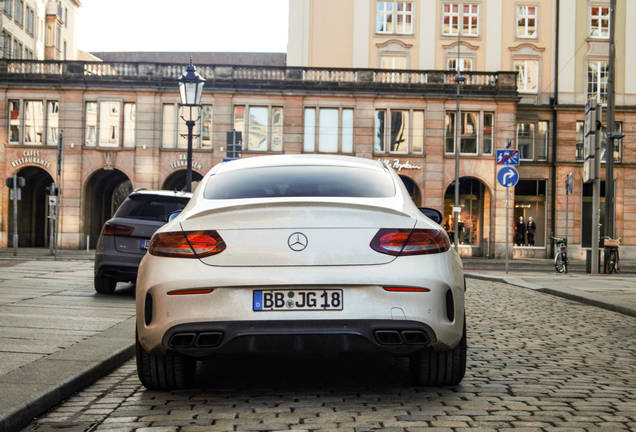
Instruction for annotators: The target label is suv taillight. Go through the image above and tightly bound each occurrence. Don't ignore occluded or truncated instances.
[102,222,134,236]
[370,229,450,256]
[148,230,226,258]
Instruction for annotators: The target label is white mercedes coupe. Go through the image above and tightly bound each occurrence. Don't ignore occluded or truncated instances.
[136,155,466,389]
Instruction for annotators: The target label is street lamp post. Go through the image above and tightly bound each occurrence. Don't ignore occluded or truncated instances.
[177,58,205,192]
[453,27,465,249]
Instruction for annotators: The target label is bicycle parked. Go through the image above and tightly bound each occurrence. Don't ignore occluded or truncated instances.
[602,236,621,274]
[552,236,568,273]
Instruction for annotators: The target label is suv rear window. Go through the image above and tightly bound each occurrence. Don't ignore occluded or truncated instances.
[203,165,395,199]
[114,195,190,221]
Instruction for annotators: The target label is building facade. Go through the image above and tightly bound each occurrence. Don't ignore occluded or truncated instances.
[1,0,80,61]
[289,0,636,259]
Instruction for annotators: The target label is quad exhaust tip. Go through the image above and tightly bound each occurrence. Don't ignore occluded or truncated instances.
[374,329,430,345]
[169,331,223,348]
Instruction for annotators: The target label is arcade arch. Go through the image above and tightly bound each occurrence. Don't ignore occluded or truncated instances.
[83,169,131,249]
[161,170,203,192]
[7,166,55,247]
[443,176,492,256]
[398,175,422,206]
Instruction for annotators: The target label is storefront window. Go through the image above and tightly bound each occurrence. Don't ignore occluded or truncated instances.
[514,180,546,247]
[443,177,486,247]
[445,111,479,154]
[582,181,607,248]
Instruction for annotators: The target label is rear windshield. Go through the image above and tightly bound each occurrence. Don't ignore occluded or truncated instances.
[203,165,395,199]
[114,195,190,221]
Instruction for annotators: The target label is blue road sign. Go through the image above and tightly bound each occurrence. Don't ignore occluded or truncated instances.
[497,166,519,188]
[496,149,520,166]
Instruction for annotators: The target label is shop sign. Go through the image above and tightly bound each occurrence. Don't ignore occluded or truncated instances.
[10,150,51,169]
[169,153,202,170]
[381,159,422,172]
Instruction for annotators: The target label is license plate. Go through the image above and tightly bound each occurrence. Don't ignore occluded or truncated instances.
[253,289,343,311]
[140,239,149,250]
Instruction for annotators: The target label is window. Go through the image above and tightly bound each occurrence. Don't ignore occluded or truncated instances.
[442,3,459,35]
[47,101,59,146]
[3,0,12,17]
[445,111,479,154]
[1,31,9,59]
[200,105,212,148]
[514,60,539,93]
[576,120,585,161]
[303,107,353,153]
[85,102,97,146]
[25,7,34,35]
[46,24,53,46]
[462,3,479,36]
[9,100,20,144]
[162,103,213,149]
[377,1,413,34]
[483,112,494,154]
[99,101,121,147]
[14,0,23,26]
[64,7,68,27]
[380,56,407,70]
[590,5,609,38]
[588,61,608,105]
[13,39,21,59]
[516,5,537,38]
[448,58,473,72]
[375,109,424,154]
[24,101,43,145]
[204,166,396,200]
[123,103,136,148]
[600,121,622,163]
[516,121,548,161]
[442,3,479,36]
[514,180,547,247]
[233,105,283,152]
[55,25,61,49]
[162,104,175,148]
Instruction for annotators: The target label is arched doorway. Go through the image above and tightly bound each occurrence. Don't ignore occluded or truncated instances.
[443,177,491,256]
[83,169,132,249]
[162,170,203,191]
[399,175,422,206]
[7,166,55,247]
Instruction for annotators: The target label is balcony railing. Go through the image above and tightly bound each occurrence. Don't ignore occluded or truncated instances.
[0,60,518,96]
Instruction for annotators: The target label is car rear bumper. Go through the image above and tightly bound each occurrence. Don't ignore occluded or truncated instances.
[95,249,144,282]
[161,319,437,357]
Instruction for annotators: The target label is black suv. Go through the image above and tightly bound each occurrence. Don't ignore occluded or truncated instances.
[94,189,191,294]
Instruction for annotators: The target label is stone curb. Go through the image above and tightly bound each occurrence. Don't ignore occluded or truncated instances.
[0,317,136,432]
[465,273,636,318]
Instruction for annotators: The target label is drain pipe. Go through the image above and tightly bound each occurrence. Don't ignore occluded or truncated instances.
[550,0,560,257]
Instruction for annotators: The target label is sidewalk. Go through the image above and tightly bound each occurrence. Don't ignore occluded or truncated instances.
[464,258,636,317]
[0,257,135,432]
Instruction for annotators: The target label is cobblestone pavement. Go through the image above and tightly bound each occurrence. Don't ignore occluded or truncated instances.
[23,279,636,432]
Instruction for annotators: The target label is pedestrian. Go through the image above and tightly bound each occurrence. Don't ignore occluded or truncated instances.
[515,216,526,246]
[527,216,536,246]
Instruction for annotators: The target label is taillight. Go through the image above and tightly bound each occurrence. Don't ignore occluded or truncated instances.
[148,230,226,258]
[102,222,134,236]
[370,229,450,256]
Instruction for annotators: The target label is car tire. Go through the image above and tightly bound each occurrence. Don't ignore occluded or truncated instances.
[94,275,117,294]
[135,330,195,390]
[410,320,466,386]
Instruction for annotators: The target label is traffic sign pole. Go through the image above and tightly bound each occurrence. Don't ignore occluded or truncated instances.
[497,165,519,274]
[505,187,509,274]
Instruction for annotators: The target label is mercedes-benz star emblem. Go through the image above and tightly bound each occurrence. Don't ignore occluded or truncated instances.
[288,232,308,252]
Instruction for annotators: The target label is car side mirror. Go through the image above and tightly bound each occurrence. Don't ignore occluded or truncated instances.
[167,211,181,222]
[419,207,442,224]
